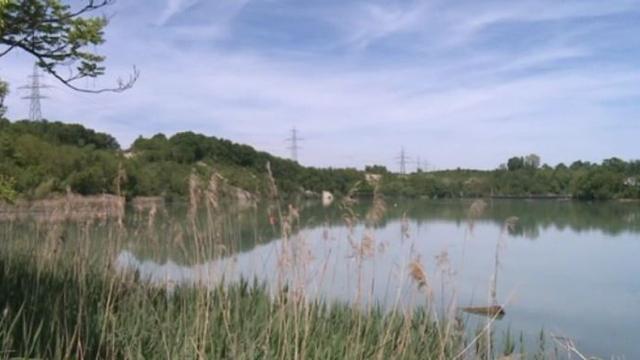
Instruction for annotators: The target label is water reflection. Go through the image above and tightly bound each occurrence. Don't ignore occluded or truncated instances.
[111,199,640,359]
[113,199,640,265]
[2,199,640,358]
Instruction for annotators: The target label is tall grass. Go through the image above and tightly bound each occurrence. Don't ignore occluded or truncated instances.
[0,246,464,359]
[0,168,587,359]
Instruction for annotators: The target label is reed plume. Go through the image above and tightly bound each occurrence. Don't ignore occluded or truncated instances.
[365,176,386,226]
[467,199,487,233]
[187,171,201,225]
[408,257,429,291]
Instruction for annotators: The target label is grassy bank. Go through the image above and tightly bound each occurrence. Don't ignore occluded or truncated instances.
[0,252,471,359]
[0,238,572,360]
[0,180,582,359]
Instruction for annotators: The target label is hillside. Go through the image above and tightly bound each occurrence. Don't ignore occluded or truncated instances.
[0,119,365,201]
[1,119,639,201]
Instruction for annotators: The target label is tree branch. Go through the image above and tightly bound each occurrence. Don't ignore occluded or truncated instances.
[0,43,19,57]
[41,0,113,23]
[47,64,139,94]
[0,0,138,93]
[6,37,139,93]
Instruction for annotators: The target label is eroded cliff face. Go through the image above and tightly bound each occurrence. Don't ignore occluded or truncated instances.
[226,185,257,210]
[186,171,258,215]
[0,170,262,224]
[0,193,125,223]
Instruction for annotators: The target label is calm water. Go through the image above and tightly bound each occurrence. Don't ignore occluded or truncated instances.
[4,199,640,358]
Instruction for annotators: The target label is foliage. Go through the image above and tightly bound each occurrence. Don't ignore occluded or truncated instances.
[0,120,366,200]
[0,118,119,149]
[0,77,7,116]
[0,194,565,359]
[1,119,639,201]
[0,256,459,358]
[127,131,364,198]
[0,119,121,197]
[376,155,640,200]
[0,0,137,93]
[0,204,541,360]
[364,164,390,174]
[507,154,540,171]
[0,174,15,202]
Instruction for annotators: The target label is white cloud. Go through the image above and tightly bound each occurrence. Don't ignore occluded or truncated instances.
[155,0,251,41]
[444,0,639,47]
[157,0,198,25]
[2,0,640,169]
[329,0,639,51]
[341,1,431,49]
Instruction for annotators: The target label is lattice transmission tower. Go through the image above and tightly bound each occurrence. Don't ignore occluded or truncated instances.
[396,147,410,175]
[19,63,50,121]
[286,127,303,162]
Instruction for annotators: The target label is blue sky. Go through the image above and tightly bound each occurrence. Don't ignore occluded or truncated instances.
[2,0,640,170]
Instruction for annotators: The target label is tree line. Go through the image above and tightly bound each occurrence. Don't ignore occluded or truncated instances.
[1,119,639,202]
[376,156,640,200]
[0,119,365,201]
[2,2,638,203]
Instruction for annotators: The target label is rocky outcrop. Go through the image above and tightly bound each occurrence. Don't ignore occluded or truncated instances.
[226,184,257,210]
[322,191,334,207]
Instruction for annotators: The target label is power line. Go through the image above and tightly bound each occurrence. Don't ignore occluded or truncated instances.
[19,63,51,121]
[286,127,303,162]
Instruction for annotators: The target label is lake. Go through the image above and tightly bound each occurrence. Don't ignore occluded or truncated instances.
[2,198,639,358]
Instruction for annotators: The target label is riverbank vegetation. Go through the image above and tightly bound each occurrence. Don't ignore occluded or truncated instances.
[0,193,555,359]
[1,118,639,202]
[0,147,601,359]
[0,252,471,359]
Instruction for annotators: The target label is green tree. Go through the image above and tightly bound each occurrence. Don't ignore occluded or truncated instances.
[0,175,16,202]
[0,0,137,93]
[0,77,7,116]
[602,157,626,173]
[572,168,624,200]
[507,156,524,171]
[365,165,390,175]
[524,154,541,169]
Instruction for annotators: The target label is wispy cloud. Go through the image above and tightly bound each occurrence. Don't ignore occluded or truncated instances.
[330,0,640,52]
[2,0,640,169]
[157,0,198,25]
[444,1,640,47]
[338,1,431,50]
[156,0,251,40]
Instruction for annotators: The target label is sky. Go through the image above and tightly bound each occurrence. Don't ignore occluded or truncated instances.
[2,0,640,170]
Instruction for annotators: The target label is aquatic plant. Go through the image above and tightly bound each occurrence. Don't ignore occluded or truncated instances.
[0,173,596,359]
